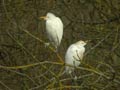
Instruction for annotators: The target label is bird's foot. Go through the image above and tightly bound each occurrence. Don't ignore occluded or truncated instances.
[44,43,50,48]
[55,48,58,53]
[74,76,78,81]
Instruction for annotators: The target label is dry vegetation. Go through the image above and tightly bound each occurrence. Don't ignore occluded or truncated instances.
[0,0,120,90]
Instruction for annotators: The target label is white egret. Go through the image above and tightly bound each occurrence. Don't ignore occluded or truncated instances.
[65,40,87,74]
[40,12,63,51]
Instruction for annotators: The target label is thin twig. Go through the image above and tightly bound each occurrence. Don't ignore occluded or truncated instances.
[85,32,112,56]
[0,81,13,90]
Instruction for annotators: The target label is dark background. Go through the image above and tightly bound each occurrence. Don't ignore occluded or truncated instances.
[0,0,120,90]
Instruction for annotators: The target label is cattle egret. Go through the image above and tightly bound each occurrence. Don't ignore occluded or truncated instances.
[65,40,87,74]
[40,12,63,51]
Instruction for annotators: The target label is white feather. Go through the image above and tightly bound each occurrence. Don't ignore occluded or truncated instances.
[65,40,86,74]
[45,12,63,49]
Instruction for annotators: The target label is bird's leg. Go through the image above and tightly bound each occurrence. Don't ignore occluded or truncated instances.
[73,71,78,90]
[73,61,78,88]
[69,72,78,90]
[69,72,74,86]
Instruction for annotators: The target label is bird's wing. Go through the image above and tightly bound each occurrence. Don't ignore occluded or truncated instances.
[55,17,63,43]
[65,45,79,64]
[46,18,63,47]
[46,20,57,43]
[65,45,75,73]
[66,45,85,63]
[77,46,85,61]
[65,45,81,73]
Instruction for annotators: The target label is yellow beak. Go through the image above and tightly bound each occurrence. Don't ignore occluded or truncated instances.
[39,16,47,20]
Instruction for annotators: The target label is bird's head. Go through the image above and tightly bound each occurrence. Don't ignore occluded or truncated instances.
[39,12,56,20]
[75,40,89,46]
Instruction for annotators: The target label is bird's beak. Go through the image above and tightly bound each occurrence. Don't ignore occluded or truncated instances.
[39,16,47,20]
[85,40,91,43]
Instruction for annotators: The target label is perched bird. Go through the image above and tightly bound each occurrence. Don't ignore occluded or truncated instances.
[40,12,63,51]
[65,40,87,74]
